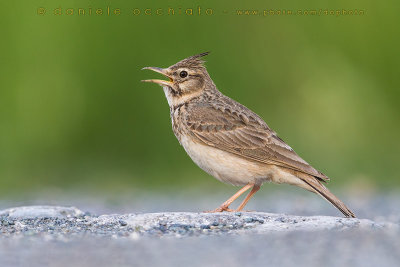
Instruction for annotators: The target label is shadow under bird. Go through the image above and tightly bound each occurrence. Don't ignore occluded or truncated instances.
[142,52,355,218]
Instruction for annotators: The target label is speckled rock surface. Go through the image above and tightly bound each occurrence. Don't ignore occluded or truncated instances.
[0,206,395,239]
[0,202,399,267]
[0,206,84,219]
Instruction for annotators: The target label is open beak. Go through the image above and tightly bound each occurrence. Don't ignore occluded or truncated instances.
[141,67,173,86]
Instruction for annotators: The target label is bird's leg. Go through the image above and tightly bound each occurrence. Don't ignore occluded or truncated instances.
[236,184,260,211]
[205,183,253,213]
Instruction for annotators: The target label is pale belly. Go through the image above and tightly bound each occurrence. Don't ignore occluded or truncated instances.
[179,135,278,186]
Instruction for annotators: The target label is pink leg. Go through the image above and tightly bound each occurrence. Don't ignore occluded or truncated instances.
[236,184,261,211]
[205,183,253,213]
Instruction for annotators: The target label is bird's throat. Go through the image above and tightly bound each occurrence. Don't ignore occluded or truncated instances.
[163,86,203,108]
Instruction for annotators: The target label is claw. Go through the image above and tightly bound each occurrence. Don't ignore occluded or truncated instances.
[203,206,235,213]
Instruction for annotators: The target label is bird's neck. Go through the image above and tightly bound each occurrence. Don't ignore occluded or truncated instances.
[163,86,211,109]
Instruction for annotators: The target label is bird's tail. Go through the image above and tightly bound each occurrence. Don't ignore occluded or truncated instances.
[298,173,356,218]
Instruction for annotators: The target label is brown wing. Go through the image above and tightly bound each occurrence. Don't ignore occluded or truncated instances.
[183,101,329,181]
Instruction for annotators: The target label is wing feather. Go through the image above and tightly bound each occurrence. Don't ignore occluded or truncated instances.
[183,102,329,181]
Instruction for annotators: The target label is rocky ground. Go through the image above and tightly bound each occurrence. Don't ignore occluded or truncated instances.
[0,190,399,266]
[1,205,392,238]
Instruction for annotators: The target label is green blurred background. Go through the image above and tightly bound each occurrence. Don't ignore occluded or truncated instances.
[0,0,399,197]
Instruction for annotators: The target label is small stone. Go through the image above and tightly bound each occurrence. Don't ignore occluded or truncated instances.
[245,217,254,223]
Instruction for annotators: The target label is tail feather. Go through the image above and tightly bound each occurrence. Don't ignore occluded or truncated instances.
[298,173,356,218]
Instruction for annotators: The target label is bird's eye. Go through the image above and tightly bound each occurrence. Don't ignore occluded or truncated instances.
[179,71,188,78]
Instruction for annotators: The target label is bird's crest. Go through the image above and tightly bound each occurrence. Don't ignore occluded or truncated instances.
[171,52,210,69]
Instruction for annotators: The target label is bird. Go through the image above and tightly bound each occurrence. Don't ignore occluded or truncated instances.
[142,52,355,218]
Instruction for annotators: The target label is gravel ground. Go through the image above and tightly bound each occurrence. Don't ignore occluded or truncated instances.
[0,191,399,267]
[0,206,393,238]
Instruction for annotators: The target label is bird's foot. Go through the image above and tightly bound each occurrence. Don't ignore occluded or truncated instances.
[237,210,255,212]
[203,205,234,213]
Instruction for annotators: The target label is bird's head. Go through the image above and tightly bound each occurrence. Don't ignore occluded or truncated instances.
[142,52,214,106]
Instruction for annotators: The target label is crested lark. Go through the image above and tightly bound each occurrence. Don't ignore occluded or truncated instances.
[142,52,355,218]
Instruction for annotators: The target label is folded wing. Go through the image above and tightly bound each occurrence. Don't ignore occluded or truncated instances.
[183,102,329,181]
